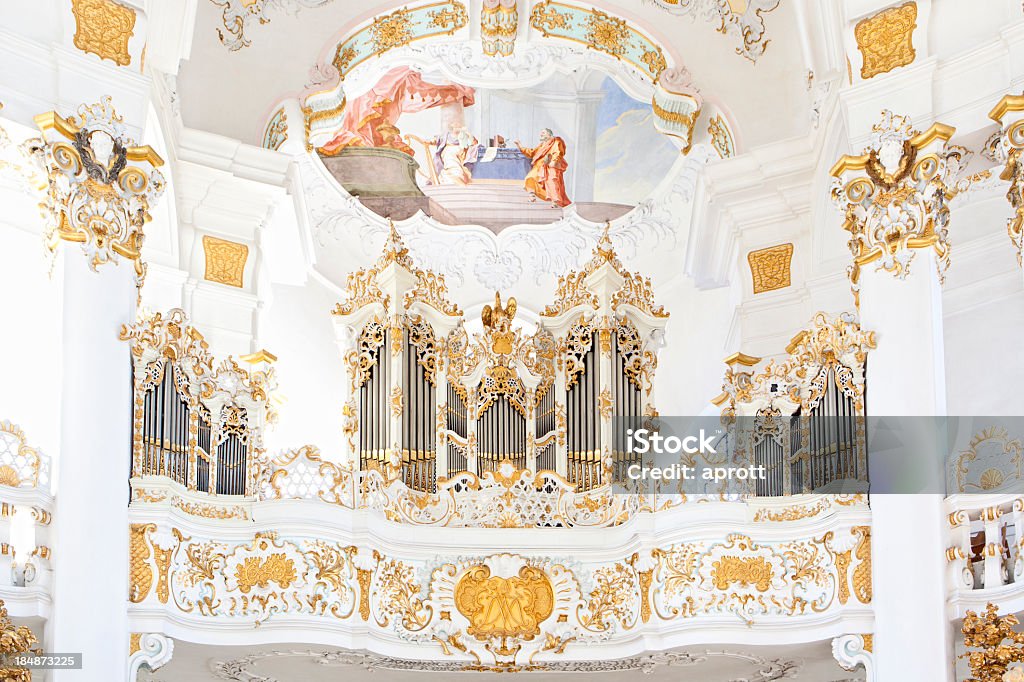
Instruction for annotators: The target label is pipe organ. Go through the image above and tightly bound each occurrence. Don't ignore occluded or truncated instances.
[334,224,669,493]
[120,311,276,497]
[715,312,876,495]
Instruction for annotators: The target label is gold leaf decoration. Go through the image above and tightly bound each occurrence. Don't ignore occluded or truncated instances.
[71,0,136,67]
[202,235,248,288]
[854,2,917,79]
[234,553,297,593]
[747,243,793,294]
[961,603,1024,681]
[710,555,774,592]
[455,564,554,641]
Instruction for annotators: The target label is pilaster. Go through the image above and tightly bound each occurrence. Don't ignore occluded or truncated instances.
[831,109,955,682]
[34,97,165,681]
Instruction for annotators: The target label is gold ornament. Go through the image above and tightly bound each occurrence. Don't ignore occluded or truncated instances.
[711,556,774,592]
[455,564,554,641]
[583,9,629,58]
[851,525,872,604]
[34,97,164,284]
[831,110,954,303]
[747,243,793,294]
[234,553,297,594]
[481,0,519,57]
[129,523,155,603]
[390,386,404,418]
[202,236,248,288]
[71,0,136,67]
[262,109,287,151]
[989,93,1024,268]
[708,114,734,159]
[0,599,41,682]
[854,2,917,79]
[961,603,1024,681]
[369,9,414,53]
[0,421,46,489]
[543,225,668,319]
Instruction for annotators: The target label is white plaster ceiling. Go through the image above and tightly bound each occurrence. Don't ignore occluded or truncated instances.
[176,0,811,150]
[140,639,864,681]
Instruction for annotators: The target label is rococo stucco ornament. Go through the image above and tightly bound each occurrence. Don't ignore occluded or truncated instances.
[989,93,1024,267]
[830,110,956,304]
[208,648,803,678]
[646,0,781,62]
[209,0,337,51]
[34,96,165,285]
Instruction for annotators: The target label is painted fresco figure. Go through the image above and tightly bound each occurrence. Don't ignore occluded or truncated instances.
[432,123,479,185]
[320,66,475,156]
[515,128,571,207]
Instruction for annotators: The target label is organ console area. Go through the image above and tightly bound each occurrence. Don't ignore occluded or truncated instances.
[333,223,669,492]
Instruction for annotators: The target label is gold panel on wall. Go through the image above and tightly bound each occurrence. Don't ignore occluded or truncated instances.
[747,243,793,294]
[854,2,917,80]
[203,236,248,288]
[71,0,136,67]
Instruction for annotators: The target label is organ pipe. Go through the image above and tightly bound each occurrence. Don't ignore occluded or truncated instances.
[334,225,668,492]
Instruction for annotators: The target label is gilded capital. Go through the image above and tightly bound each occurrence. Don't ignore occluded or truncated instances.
[34,96,165,284]
[830,110,955,304]
[989,93,1024,268]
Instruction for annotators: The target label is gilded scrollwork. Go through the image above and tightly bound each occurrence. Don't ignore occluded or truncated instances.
[542,227,668,320]
[650,531,850,623]
[953,426,1024,493]
[854,2,918,79]
[129,523,155,603]
[136,524,867,668]
[34,96,165,285]
[210,0,337,51]
[563,319,594,392]
[961,602,1024,680]
[529,2,666,80]
[0,420,50,490]
[121,308,275,493]
[71,0,136,66]
[719,312,875,418]
[831,110,956,303]
[990,93,1024,268]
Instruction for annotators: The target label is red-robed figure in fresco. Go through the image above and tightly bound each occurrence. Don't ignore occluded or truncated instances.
[320,66,475,156]
[515,128,571,208]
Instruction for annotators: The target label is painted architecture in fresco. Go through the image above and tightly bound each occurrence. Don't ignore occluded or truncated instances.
[317,66,678,231]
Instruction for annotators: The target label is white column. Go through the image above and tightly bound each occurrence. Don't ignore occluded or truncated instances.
[859,252,953,682]
[50,250,135,681]
[859,252,946,414]
[869,494,953,681]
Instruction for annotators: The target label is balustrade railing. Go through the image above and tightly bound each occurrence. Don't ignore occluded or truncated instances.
[946,494,1024,593]
[0,421,53,600]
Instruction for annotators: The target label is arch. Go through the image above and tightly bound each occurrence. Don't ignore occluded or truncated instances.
[296,0,699,149]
